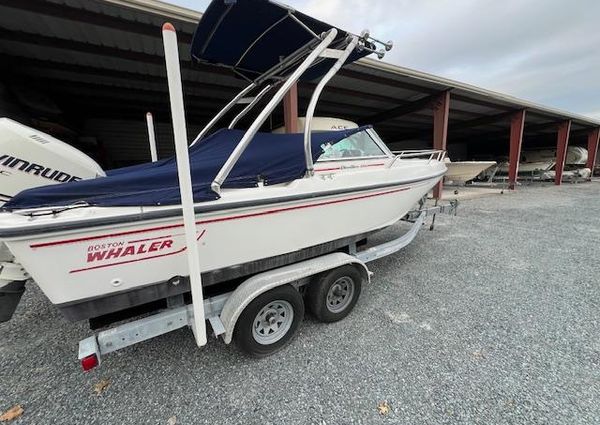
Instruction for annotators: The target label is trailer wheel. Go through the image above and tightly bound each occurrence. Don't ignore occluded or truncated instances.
[234,285,304,358]
[307,265,363,323]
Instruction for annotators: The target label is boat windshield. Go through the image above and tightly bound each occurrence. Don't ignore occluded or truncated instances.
[318,130,386,160]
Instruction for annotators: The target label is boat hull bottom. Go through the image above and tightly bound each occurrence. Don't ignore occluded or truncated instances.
[56,228,382,323]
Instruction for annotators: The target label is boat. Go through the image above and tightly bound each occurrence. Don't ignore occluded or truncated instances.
[0,0,446,325]
[541,167,592,182]
[496,146,589,175]
[522,146,588,165]
[497,159,555,175]
[443,159,496,184]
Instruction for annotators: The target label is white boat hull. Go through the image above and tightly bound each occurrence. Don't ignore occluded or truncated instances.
[1,159,444,308]
[522,147,588,165]
[444,161,496,183]
[542,168,591,181]
[498,160,555,174]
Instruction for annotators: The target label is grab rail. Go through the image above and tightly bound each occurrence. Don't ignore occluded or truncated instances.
[388,149,446,167]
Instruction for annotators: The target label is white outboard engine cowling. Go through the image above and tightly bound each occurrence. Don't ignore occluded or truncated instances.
[0,118,105,321]
[0,117,105,206]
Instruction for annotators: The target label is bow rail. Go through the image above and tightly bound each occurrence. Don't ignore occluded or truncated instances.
[387,150,446,168]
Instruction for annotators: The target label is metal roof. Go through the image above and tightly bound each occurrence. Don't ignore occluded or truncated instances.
[0,0,597,161]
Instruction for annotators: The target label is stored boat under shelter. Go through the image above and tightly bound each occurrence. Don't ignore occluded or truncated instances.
[0,0,599,197]
[0,0,450,362]
[1,2,599,423]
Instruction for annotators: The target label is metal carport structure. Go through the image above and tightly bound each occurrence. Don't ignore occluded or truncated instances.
[0,0,598,197]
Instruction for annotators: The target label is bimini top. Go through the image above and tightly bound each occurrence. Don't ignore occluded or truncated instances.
[191,0,374,82]
[4,126,370,210]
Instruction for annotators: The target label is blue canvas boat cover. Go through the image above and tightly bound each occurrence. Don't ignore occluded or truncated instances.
[4,126,370,210]
[191,0,374,82]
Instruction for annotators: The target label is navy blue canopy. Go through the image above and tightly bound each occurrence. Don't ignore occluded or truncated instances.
[191,0,373,82]
[4,127,370,210]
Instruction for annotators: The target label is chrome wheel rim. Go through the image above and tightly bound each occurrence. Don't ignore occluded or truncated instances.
[252,300,294,345]
[326,276,355,313]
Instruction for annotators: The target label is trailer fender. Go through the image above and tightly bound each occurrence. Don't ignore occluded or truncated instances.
[219,252,369,344]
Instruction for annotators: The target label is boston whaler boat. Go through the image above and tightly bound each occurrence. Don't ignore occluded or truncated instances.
[0,0,451,365]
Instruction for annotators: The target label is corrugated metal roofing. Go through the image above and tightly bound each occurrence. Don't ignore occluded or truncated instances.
[0,0,598,163]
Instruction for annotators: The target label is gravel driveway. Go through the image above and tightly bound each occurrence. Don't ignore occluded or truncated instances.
[1,182,599,424]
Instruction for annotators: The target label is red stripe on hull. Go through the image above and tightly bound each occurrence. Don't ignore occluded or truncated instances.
[30,185,412,249]
[314,162,385,172]
[195,186,410,226]
[31,223,183,248]
[128,234,178,244]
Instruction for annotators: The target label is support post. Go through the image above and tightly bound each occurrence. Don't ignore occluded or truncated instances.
[162,23,206,347]
[508,109,526,190]
[211,29,338,194]
[432,91,450,199]
[585,128,600,177]
[554,120,572,185]
[146,112,158,162]
[303,36,359,175]
[283,82,299,133]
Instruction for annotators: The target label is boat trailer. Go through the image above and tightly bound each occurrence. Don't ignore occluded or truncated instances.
[76,20,457,371]
[78,200,457,371]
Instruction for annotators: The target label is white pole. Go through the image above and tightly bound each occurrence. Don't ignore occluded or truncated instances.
[146,112,158,162]
[162,22,207,347]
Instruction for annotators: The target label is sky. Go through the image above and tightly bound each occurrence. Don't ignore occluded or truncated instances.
[171,0,600,120]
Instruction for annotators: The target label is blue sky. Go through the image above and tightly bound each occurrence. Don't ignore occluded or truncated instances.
[171,0,600,120]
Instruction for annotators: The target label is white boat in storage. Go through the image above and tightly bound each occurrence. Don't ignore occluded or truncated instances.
[0,0,447,361]
[443,159,496,184]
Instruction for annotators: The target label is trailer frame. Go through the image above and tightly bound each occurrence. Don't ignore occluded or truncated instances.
[78,201,457,370]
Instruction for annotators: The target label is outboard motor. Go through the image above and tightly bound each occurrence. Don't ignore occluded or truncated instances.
[0,117,105,206]
[0,117,105,321]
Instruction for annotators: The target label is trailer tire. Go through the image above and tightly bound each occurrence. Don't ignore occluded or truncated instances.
[307,265,362,323]
[233,284,304,358]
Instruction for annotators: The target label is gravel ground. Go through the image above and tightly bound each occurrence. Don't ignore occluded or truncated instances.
[1,183,599,424]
